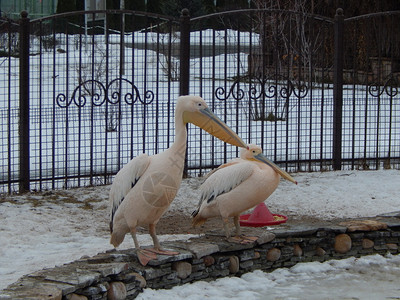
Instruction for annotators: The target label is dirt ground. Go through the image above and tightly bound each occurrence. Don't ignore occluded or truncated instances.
[1,186,345,239]
[137,211,342,236]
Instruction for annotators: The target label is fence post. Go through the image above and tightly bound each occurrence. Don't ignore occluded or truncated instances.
[19,11,30,192]
[333,8,344,170]
[180,8,191,177]
[179,8,190,96]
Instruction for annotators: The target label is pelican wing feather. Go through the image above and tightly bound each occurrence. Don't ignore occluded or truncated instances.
[109,153,150,230]
[199,160,254,206]
[203,158,242,179]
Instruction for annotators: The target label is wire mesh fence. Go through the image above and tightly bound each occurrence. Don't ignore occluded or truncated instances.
[0,8,399,193]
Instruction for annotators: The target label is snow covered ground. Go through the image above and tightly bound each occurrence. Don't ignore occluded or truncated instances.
[138,254,400,299]
[1,169,400,298]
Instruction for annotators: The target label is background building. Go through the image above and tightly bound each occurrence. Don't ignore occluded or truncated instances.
[0,0,58,19]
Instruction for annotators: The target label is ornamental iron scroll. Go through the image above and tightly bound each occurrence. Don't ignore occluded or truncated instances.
[368,76,399,99]
[55,78,155,132]
[55,78,155,108]
[55,80,106,108]
[215,80,246,101]
[215,75,309,121]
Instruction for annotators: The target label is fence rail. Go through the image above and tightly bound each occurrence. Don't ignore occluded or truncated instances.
[0,8,399,193]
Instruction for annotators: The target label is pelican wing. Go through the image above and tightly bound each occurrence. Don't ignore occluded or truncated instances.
[203,158,242,179]
[109,153,150,229]
[199,160,254,206]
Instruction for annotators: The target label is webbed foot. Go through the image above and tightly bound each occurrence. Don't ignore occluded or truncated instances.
[147,248,179,256]
[137,249,158,266]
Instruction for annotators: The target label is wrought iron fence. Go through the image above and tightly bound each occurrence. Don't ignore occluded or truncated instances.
[0,8,399,193]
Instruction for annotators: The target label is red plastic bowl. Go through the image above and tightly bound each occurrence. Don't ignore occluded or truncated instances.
[239,213,288,227]
[239,203,288,227]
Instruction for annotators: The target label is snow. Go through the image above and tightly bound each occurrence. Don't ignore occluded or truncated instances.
[138,255,400,299]
[1,169,400,298]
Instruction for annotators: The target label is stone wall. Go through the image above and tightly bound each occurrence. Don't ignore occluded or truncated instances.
[1,217,399,300]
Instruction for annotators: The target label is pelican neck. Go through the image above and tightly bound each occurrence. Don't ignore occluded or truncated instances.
[171,109,188,150]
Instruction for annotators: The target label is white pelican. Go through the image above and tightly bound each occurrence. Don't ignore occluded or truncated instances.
[109,95,246,265]
[192,144,297,243]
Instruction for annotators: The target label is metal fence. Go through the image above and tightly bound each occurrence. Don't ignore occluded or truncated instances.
[0,8,399,193]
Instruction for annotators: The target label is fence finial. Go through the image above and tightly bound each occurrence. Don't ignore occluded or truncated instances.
[181,8,190,17]
[335,8,344,17]
[20,10,29,18]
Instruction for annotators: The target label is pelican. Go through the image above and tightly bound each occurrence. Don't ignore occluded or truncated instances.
[109,95,246,265]
[192,144,297,243]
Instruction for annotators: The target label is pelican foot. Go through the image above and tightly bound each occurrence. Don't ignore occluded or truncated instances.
[147,248,180,256]
[137,249,158,266]
[228,235,258,244]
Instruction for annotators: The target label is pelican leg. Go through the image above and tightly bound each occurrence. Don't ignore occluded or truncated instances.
[230,216,258,244]
[130,229,157,266]
[149,224,161,250]
[222,218,231,238]
[228,216,243,243]
[130,229,141,249]
[233,216,241,236]
[147,224,179,256]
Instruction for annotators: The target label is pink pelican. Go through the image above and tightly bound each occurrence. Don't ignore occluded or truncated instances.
[109,95,246,265]
[192,144,297,243]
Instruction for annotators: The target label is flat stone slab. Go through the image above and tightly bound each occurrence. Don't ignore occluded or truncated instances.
[78,262,129,277]
[186,242,220,259]
[144,249,193,267]
[2,277,75,298]
[192,234,257,253]
[339,220,388,232]
[146,252,193,267]
[256,232,276,245]
[271,225,320,237]
[378,217,400,228]
[377,211,400,218]
[85,251,132,264]
[28,264,101,289]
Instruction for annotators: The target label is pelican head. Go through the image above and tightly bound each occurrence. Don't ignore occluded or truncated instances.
[180,95,246,148]
[243,144,297,185]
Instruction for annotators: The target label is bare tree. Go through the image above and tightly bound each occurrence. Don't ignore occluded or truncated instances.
[252,0,322,81]
[290,0,323,83]
[246,0,322,121]
[157,31,181,81]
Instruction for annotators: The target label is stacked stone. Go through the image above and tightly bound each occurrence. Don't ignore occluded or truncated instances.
[1,218,399,300]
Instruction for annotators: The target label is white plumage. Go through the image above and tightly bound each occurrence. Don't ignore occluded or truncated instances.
[109,153,150,231]
[192,144,297,242]
[109,95,247,265]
